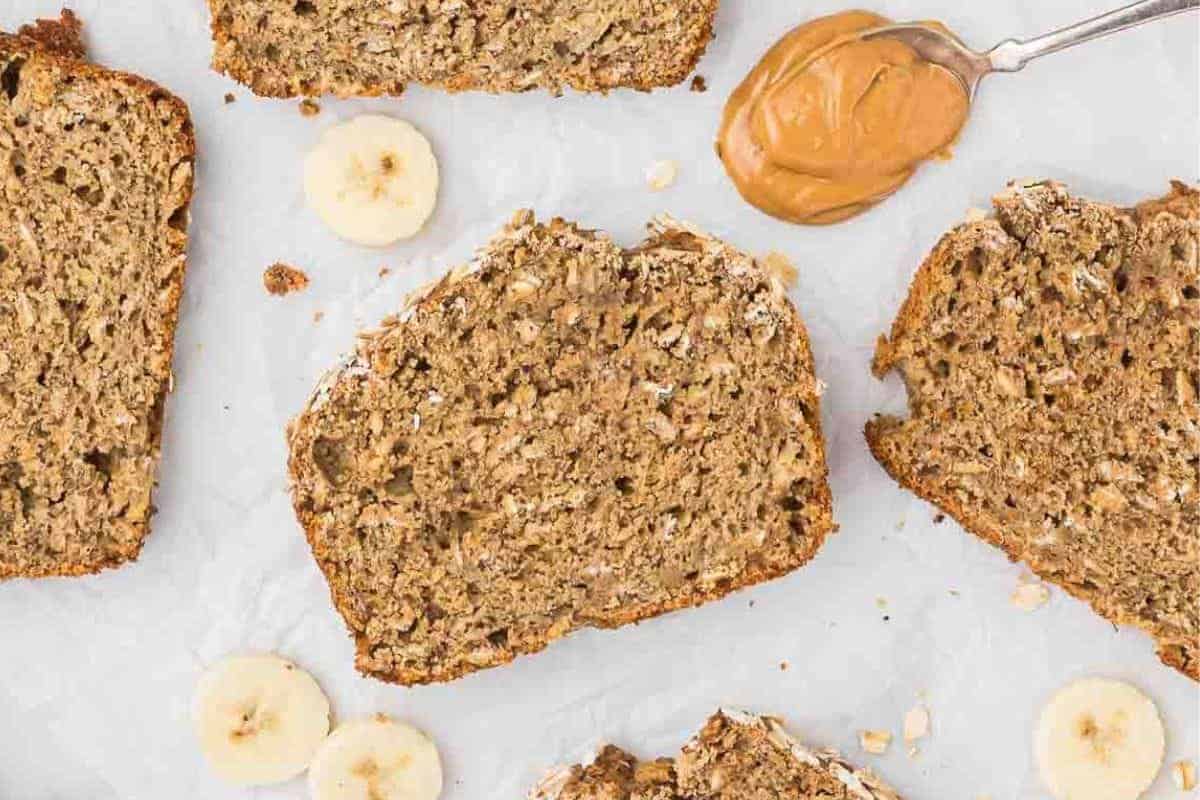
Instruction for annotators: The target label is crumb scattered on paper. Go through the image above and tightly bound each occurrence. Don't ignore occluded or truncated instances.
[875,597,888,609]
[1174,760,1197,790]
[858,729,891,755]
[223,92,236,104]
[646,160,678,191]
[263,262,310,296]
[1011,577,1050,611]
[313,310,325,324]
[690,75,708,93]
[933,513,946,524]
[903,705,930,743]
[379,267,392,279]
[300,98,321,117]
[779,661,788,671]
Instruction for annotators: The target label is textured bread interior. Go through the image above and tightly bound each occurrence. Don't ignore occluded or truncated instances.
[550,745,677,800]
[533,711,901,800]
[207,0,718,98]
[287,213,833,685]
[0,15,194,577]
[867,181,1199,680]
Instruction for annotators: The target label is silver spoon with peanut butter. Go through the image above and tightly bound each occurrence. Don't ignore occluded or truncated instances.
[719,1,1198,225]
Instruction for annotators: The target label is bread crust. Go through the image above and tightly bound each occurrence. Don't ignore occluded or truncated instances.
[532,710,903,800]
[206,0,718,98]
[868,181,1199,681]
[0,14,195,578]
[287,213,834,685]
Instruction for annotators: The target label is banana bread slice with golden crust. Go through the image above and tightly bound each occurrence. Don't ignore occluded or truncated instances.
[0,13,194,578]
[867,181,1199,680]
[287,212,833,685]
[530,710,902,800]
[207,0,718,98]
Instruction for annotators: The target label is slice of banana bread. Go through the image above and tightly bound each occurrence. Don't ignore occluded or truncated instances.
[0,13,195,578]
[207,1,718,98]
[530,710,902,800]
[287,212,833,685]
[867,181,1199,680]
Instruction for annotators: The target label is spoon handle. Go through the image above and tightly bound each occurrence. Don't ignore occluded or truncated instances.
[987,0,1199,72]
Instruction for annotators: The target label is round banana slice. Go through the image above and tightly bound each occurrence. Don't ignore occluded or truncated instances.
[309,715,443,800]
[304,115,439,247]
[193,654,331,786]
[1034,677,1165,800]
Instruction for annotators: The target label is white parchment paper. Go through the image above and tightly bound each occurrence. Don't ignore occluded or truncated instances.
[0,2,1197,798]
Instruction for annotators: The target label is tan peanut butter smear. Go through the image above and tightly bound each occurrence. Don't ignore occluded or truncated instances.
[718,10,970,225]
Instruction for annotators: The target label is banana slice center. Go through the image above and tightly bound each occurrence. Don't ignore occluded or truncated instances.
[304,114,439,247]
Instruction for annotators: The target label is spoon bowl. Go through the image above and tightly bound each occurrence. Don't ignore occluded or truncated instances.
[863,24,990,99]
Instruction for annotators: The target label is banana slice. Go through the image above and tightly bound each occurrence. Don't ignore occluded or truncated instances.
[1034,677,1165,800]
[193,654,331,786]
[309,715,443,800]
[304,115,439,247]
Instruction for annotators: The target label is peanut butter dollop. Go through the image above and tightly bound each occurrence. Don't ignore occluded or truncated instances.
[718,10,970,225]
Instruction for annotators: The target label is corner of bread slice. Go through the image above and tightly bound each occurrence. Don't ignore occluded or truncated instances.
[13,9,87,60]
[528,744,675,800]
[679,710,903,800]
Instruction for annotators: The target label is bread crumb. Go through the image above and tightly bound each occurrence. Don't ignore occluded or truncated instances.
[761,251,798,289]
[858,729,891,755]
[646,160,678,192]
[1010,577,1050,611]
[263,263,311,296]
[1174,760,1197,790]
[379,267,392,279]
[933,513,946,524]
[313,310,325,323]
[300,98,321,117]
[875,596,888,609]
[902,705,930,743]
[779,661,788,671]
[223,92,236,104]
[690,75,708,93]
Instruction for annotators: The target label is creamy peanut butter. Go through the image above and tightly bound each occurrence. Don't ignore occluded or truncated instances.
[718,10,970,225]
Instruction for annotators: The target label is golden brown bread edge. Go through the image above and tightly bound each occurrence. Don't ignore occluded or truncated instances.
[0,11,195,578]
[286,216,834,686]
[866,181,1199,681]
[206,0,719,98]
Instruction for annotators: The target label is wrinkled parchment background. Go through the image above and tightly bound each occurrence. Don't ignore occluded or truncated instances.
[1,2,1197,798]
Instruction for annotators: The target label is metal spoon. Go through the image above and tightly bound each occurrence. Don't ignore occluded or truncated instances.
[864,0,1200,99]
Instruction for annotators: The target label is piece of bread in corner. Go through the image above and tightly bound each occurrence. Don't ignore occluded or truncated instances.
[529,710,902,800]
[207,1,718,98]
[0,12,195,578]
[867,180,1199,680]
[287,212,834,685]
